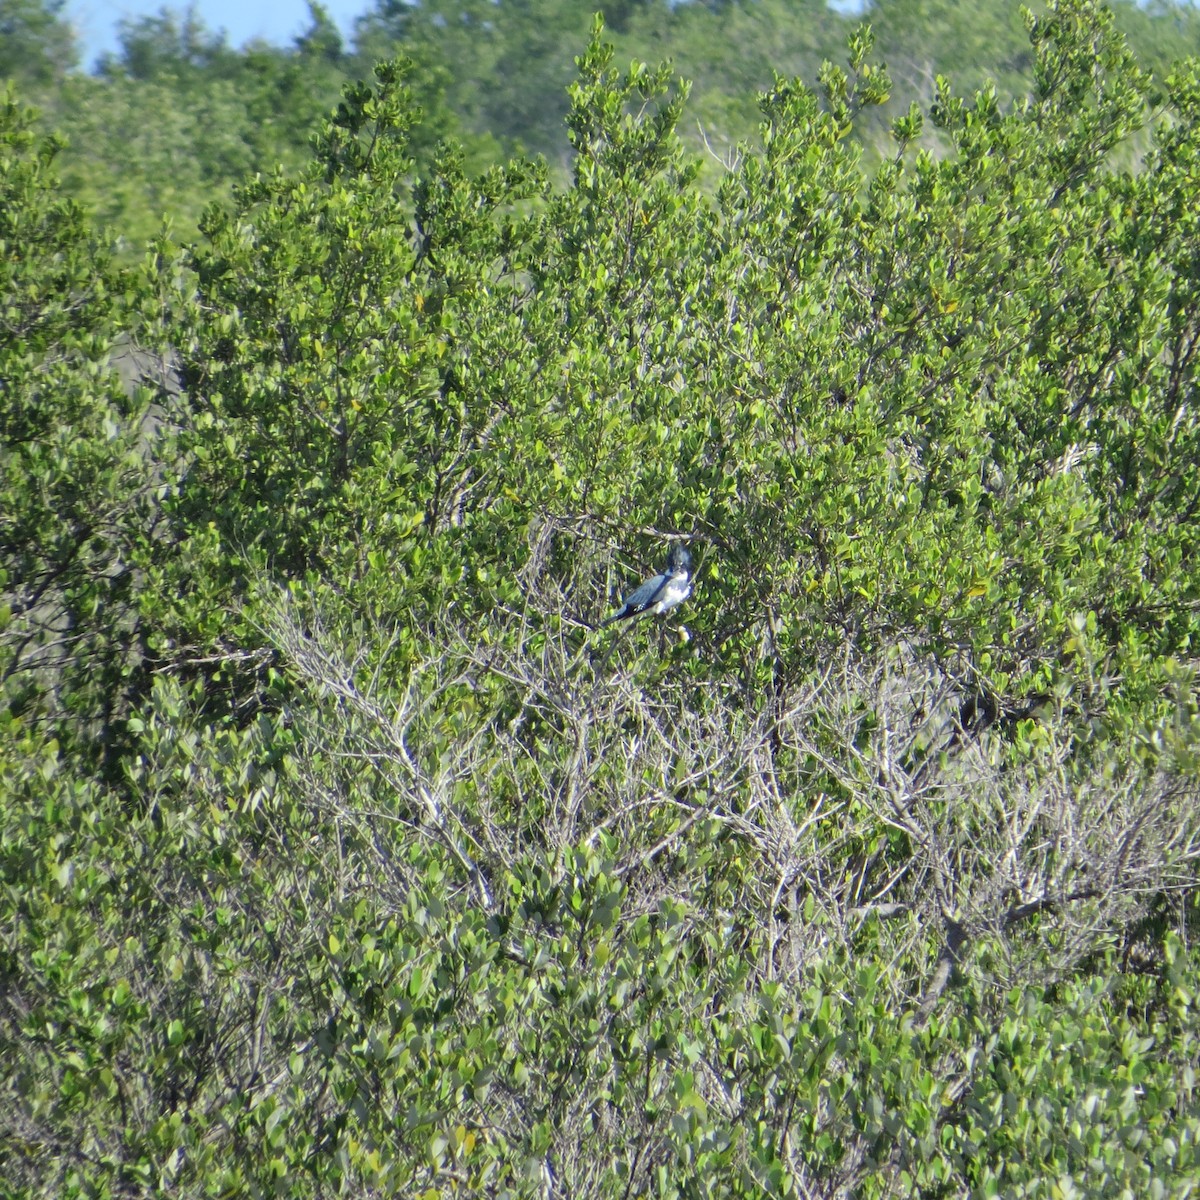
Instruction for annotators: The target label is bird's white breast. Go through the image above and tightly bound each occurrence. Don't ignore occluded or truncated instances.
[653,575,691,614]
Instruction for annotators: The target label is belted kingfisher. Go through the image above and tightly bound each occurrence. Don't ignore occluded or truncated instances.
[601,544,692,626]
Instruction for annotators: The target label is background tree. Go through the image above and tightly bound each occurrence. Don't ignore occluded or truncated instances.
[15,0,1200,247]
[26,3,478,250]
[98,4,240,79]
[0,0,76,86]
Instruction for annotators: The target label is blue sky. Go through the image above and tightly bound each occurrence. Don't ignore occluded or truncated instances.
[69,1,374,67]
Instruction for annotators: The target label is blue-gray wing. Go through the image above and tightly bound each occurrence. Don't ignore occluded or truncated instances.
[623,574,667,612]
[603,572,667,624]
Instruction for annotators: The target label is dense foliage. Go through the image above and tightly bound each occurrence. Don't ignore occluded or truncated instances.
[3,1,1200,1196]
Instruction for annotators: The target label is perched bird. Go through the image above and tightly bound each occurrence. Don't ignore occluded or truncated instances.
[602,544,692,626]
